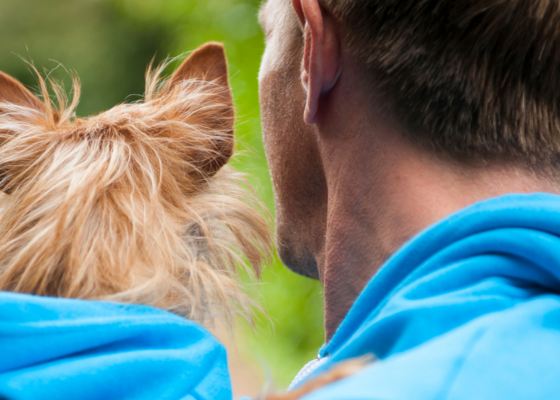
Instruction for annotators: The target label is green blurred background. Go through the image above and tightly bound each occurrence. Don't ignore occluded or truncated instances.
[0,0,324,392]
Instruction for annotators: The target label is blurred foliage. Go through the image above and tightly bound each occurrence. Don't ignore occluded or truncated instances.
[0,0,324,388]
[0,0,165,115]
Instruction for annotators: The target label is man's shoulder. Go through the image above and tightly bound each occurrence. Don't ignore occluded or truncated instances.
[302,295,560,400]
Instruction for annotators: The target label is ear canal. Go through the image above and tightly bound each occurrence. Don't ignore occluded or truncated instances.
[166,42,235,177]
[0,71,44,111]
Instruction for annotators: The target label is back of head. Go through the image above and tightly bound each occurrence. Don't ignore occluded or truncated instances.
[322,0,560,166]
[0,43,271,325]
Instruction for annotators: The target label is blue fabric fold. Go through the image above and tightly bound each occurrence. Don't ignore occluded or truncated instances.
[0,292,232,400]
[303,193,560,400]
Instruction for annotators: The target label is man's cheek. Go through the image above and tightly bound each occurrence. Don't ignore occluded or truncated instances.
[259,72,285,137]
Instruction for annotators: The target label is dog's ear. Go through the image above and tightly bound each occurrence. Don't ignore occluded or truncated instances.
[0,72,47,194]
[0,71,44,111]
[168,42,231,91]
[165,42,234,177]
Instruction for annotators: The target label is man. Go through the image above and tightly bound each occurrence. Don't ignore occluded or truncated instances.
[258,0,560,398]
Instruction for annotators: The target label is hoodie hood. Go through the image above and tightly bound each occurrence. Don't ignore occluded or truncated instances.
[0,293,231,400]
[300,193,560,399]
[324,192,560,360]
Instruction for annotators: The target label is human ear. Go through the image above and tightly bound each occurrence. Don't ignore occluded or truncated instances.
[293,0,341,124]
[292,0,306,27]
[164,42,234,176]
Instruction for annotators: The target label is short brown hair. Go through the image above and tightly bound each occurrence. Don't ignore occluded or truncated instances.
[322,0,560,164]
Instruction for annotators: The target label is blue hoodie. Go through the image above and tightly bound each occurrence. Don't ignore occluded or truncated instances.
[299,193,560,400]
[0,293,232,400]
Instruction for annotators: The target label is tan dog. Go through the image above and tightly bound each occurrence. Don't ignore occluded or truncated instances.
[0,42,271,326]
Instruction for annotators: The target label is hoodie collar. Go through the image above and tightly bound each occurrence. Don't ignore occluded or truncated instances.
[321,193,560,361]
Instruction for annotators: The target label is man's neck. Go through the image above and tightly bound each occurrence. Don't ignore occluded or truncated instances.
[316,91,560,341]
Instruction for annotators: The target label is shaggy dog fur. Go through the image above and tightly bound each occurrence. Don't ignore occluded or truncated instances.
[0,42,271,326]
[0,41,366,399]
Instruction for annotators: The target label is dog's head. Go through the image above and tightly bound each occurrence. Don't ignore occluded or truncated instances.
[0,42,271,325]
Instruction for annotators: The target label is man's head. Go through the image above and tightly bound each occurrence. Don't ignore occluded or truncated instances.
[259,0,560,284]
